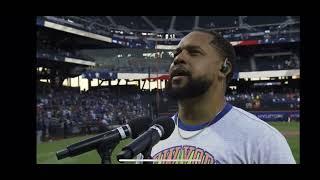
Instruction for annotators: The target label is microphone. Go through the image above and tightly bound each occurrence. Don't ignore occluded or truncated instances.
[56,116,152,160]
[117,117,175,161]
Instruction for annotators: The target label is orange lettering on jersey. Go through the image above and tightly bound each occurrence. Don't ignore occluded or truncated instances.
[153,153,161,161]
[152,145,216,164]
[203,151,214,164]
[192,148,205,164]
[166,146,181,164]
[184,146,196,160]
[161,149,170,164]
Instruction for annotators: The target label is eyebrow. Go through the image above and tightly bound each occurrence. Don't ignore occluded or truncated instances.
[174,45,206,55]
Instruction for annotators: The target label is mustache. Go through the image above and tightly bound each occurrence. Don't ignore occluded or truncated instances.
[169,66,191,78]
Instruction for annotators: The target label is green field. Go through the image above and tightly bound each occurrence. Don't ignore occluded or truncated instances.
[37,121,300,164]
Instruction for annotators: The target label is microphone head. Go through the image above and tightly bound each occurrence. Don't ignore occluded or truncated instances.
[56,149,69,160]
[128,116,153,138]
[152,117,175,140]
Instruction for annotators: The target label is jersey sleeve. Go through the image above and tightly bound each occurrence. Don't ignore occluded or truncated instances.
[253,130,296,164]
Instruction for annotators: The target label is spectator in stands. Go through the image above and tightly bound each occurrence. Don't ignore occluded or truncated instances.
[245,101,252,109]
[253,99,261,109]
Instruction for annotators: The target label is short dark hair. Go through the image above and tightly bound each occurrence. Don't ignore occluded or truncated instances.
[192,28,236,85]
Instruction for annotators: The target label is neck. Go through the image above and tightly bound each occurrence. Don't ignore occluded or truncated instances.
[178,84,226,126]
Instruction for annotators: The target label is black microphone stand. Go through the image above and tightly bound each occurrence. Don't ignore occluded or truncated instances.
[96,141,118,164]
[141,145,153,164]
[141,130,160,164]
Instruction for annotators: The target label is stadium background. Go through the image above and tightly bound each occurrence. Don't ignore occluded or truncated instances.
[36,16,300,164]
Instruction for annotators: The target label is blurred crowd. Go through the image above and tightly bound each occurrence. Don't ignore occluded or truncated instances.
[37,85,149,140]
[226,88,300,111]
[37,83,299,141]
[255,55,300,71]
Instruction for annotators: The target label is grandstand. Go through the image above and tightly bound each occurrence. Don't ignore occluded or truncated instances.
[36,17,300,162]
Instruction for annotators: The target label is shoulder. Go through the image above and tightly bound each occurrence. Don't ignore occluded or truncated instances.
[225,106,285,139]
[226,106,295,163]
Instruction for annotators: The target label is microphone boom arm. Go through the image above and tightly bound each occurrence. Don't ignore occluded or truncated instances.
[97,140,119,164]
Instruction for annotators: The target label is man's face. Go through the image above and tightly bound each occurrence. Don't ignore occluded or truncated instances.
[165,31,222,100]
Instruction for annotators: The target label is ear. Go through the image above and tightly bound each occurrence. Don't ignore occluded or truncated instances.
[218,60,232,78]
[224,61,232,77]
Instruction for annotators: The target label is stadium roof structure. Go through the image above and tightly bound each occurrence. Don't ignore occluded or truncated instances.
[36,16,300,81]
[37,22,125,50]
[38,16,300,50]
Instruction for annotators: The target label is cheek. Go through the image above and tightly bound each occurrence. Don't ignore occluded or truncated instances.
[193,63,217,79]
[207,62,220,78]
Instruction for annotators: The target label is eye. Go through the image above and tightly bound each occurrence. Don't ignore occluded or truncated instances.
[189,50,201,56]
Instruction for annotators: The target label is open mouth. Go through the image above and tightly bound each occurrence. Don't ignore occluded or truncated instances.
[172,75,188,81]
[170,69,190,83]
[170,69,190,78]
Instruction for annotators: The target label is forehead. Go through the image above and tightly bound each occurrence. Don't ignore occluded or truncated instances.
[177,31,213,49]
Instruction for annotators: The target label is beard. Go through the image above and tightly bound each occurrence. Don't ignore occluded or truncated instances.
[165,75,213,100]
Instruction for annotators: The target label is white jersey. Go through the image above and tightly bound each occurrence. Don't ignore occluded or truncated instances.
[150,103,296,164]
